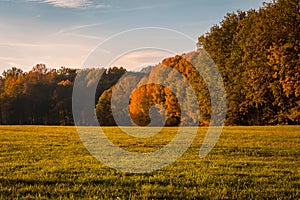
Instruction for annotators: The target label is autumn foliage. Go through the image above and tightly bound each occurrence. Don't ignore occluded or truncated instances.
[0,0,299,126]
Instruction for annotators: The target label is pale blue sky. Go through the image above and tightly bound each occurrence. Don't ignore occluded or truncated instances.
[0,0,265,71]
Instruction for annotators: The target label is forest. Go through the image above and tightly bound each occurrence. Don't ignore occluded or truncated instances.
[0,0,299,126]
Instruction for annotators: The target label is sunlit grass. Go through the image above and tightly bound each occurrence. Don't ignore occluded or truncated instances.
[0,126,299,199]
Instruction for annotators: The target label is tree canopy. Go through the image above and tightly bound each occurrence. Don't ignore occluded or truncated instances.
[0,0,299,126]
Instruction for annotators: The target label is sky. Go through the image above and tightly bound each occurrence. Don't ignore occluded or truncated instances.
[0,0,266,72]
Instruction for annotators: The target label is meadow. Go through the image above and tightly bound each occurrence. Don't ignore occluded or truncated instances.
[0,126,299,199]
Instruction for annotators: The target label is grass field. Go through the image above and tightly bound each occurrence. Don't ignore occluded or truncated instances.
[0,126,299,199]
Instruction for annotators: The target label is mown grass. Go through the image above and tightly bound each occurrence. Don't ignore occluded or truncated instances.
[0,126,299,199]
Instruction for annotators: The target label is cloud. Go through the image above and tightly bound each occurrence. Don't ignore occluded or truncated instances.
[0,43,45,48]
[26,0,109,9]
[54,22,104,40]
[56,22,104,35]
[61,32,103,40]
[0,40,91,71]
[111,50,174,71]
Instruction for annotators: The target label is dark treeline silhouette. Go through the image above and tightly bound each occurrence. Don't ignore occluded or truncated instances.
[0,0,299,126]
[0,65,75,125]
[0,65,127,125]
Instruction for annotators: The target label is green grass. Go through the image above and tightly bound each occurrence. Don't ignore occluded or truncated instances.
[0,126,299,199]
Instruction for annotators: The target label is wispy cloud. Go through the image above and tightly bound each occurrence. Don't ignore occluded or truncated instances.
[112,50,174,71]
[54,22,104,40]
[0,41,91,70]
[26,0,110,9]
[111,6,155,13]
[56,22,104,35]
[61,32,103,40]
[0,43,45,48]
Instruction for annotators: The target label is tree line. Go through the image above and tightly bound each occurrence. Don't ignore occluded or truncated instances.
[0,65,127,125]
[0,0,299,126]
[0,65,76,125]
[96,0,299,126]
[198,0,299,125]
